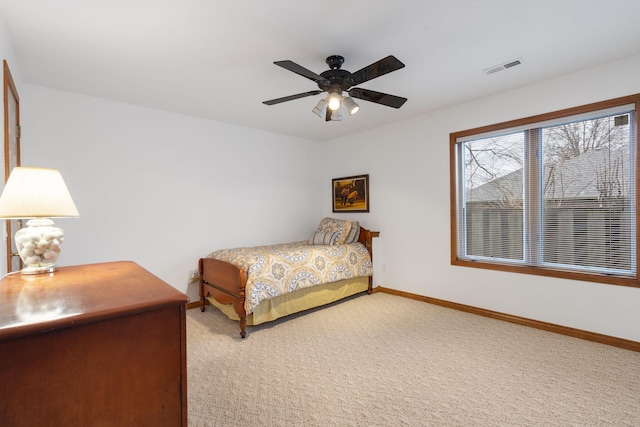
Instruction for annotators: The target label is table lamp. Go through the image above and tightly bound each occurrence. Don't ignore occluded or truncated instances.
[0,167,79,274]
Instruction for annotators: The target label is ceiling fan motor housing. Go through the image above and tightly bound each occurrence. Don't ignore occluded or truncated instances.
[319,55,353,94]
[319,69,353,94]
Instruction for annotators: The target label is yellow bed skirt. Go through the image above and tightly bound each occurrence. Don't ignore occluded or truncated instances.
[207,276,370,326]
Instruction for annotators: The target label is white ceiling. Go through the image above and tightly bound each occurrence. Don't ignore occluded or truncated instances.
[2,1,640,142]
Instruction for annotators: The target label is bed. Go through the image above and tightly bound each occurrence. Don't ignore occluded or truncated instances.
[198,218,378,338]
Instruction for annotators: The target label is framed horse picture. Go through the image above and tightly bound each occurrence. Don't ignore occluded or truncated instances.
[332,174,369,213]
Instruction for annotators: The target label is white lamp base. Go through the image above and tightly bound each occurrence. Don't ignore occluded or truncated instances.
[14,218,64,275]
[21,265,57,275]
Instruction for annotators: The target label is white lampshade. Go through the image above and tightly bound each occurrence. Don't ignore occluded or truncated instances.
[0,167,79,274]
[0,167,79,219]
[312,99,327,117]
[343,96,360,115]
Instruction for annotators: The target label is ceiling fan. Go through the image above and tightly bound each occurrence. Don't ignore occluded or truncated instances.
[263,55,407,121]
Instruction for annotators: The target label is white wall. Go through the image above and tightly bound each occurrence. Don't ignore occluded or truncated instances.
[20,85,323,301]
[323,54,640,342]
[4,8,639,341]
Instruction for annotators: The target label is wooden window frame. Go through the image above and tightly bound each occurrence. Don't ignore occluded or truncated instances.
[450,94,640,288]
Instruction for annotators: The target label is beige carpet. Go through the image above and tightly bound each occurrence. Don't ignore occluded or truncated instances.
[187,292,640,426]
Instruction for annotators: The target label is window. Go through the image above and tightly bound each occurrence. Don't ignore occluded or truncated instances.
[450,95,639,287]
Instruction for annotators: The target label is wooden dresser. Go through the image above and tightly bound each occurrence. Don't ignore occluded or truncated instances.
[0,261,189,426]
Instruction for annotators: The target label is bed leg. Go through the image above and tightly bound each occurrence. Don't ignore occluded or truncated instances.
[240,317,247,339]
[200,295,206,312]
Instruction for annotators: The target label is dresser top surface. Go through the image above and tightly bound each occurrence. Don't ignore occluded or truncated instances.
[0,261,188,340]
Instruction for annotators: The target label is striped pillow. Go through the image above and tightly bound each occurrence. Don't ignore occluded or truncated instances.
[315,217,352,244]
[308,230,339,245]
[344,221,360,244]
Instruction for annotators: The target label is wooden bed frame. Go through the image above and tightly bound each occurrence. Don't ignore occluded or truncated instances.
[199,226,379,338]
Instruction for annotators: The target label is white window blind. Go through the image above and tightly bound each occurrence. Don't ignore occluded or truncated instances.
[459,131,525,263]
[454,103,636,279]
[539,111,636,275]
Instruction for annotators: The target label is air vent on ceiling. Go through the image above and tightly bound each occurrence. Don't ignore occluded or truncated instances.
[484,58,524,75]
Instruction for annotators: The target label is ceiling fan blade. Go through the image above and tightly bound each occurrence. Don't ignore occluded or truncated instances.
[263,90,323,105]
[350,56,405,86]
[274,60,331,85]
[349,88,407,109]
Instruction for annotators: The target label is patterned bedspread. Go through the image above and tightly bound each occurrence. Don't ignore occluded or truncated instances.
[203,241,373,314]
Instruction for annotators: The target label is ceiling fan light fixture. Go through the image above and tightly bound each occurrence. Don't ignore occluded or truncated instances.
[263,55,407,120]
[327,93,342,111]
[343,96,360,115]
[312,99,327,117]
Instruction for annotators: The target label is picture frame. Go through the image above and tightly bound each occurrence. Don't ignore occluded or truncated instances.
[332,174,369,213]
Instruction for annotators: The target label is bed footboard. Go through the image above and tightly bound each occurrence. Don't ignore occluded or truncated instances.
[198,257,249,338]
